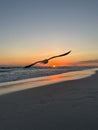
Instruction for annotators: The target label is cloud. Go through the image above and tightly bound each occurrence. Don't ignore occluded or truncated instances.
[78,59,98,64]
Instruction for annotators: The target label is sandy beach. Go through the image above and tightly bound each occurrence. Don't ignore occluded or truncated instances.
[0,71,98,130]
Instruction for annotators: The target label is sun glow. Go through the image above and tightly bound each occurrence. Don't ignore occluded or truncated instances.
[53,65,56,68]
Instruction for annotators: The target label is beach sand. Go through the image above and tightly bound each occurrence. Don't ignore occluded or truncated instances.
[0,71,98,130]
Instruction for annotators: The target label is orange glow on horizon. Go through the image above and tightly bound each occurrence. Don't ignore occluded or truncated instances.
[0,55,74,66]
[1,53,98,67]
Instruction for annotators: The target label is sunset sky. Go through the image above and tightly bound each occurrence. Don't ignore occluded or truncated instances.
[0,0,98,66]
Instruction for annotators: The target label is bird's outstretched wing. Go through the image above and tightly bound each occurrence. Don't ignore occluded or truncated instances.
[24,61,41,68]
[48,50,71,60]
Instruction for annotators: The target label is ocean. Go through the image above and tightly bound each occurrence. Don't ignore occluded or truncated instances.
[0,66,98,95]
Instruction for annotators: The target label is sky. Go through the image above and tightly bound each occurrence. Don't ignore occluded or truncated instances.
[0,0,98,66]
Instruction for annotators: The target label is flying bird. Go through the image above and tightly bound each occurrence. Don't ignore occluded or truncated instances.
[24,50,71,68]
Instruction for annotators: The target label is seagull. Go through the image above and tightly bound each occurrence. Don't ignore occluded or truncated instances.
[24,50,71,68]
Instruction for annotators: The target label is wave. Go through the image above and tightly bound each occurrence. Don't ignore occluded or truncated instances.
[0,66,97,83]
[0,68,98,95]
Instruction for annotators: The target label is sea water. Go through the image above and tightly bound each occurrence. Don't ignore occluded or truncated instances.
[0,66,98,95]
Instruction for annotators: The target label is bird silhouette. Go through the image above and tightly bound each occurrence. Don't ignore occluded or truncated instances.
[24,50,71,68]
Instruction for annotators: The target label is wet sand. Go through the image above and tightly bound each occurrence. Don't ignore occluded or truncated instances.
[0,71,98,130]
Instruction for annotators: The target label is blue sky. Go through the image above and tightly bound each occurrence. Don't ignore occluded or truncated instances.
[0,0,98,66]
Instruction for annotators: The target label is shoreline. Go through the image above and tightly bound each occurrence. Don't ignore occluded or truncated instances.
[0,68,98,95]
[0,70,98,129]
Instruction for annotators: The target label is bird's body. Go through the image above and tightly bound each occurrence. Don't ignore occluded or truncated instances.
[24,50,71,68]
[41,59,48,64]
